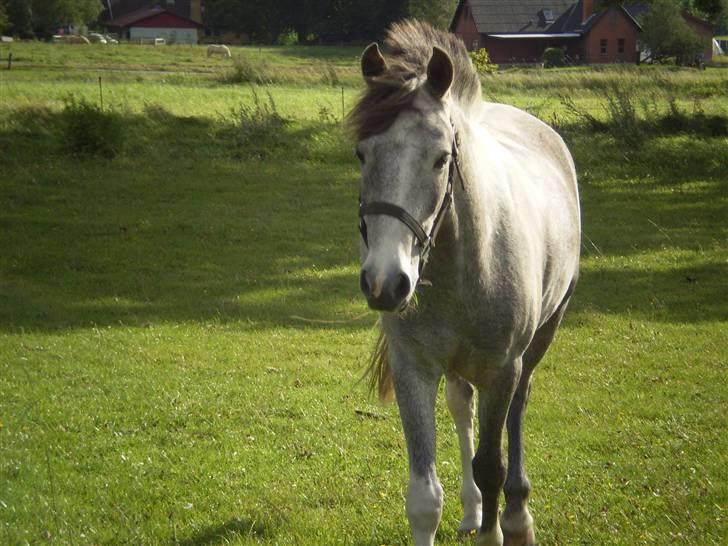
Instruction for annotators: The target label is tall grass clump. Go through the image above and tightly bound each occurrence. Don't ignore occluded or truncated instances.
[320,62,341,86]
[556,80,728,148]
[602,81,642,148]
[61,96,124,158]
[224,54,275,84]
[227,87,287,158]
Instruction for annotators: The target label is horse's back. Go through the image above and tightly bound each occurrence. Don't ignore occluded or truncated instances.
[474,101,581,327]
[478,102,578,204]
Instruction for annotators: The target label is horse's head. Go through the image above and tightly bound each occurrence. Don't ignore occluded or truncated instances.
[354,43,456,312]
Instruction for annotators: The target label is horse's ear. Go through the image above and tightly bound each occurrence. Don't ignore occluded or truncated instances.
[361,43,387,80]
[426,46,454,100]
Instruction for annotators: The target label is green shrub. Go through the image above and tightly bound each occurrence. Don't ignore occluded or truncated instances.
[61,96,124,158]
[277,29,298,45]
[543,47,566,68]
[469,48,498,74]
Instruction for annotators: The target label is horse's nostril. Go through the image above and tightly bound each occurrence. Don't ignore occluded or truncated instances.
[394,272,411,301]
[360,269,371,296]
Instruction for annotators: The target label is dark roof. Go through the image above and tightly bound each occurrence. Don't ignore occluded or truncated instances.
[545,0,642,34]
[453,0,642,36]
[104,7,203,28]
[458,0,576,34]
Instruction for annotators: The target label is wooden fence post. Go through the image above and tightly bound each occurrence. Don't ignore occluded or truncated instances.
[7,52,12,70]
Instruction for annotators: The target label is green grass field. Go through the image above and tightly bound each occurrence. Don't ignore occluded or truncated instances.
[0,42,726,545]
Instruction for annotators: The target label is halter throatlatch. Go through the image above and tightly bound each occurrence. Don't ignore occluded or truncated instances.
[358,128,463,282]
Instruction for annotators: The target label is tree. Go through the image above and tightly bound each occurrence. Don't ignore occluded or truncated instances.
[0,4,8,35]
[2,0,33,37]
[30,0,104,36]
[407,0,458,29]
[1,0,103,37]
[640,0,706,64]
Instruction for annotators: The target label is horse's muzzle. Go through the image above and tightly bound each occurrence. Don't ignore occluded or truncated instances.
[360,267,411,312]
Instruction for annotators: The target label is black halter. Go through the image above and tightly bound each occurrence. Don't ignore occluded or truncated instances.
[358,129,464,282]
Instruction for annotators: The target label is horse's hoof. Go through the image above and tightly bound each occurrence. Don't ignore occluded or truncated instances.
[502,527,536,546]
[457,525,478,537]
[457,515,481,535]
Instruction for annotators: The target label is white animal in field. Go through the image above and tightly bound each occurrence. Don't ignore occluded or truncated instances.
[207,44,231,58]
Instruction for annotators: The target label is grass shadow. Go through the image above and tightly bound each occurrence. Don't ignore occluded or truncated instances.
[177,517,274,545]
[0,107,725,333]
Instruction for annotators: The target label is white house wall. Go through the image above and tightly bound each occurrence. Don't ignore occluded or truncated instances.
[129,27,198,44]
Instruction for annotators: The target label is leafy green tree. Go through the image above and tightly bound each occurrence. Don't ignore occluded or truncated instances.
[407,0,458,29]
[30,0,103,35]
[3,0,33,37]
[640,0,706,64]
[0,4,8,34]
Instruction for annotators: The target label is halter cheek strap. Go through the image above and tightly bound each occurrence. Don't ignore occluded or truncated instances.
[358,128,462,281]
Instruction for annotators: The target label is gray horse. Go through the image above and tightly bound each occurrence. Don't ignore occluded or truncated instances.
[350,21,581,546]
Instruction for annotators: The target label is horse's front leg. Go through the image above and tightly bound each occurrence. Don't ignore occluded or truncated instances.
[445,373,482,534]
[474,358,521,546]
[391,345,443,546]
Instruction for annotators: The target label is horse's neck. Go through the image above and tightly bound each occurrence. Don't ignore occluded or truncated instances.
[451,109,504,261]
[424,108,508,301]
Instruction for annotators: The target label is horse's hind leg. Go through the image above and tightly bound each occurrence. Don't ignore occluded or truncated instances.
[501,371,536,546]
[445,374,482,534]
[501,301,571,546]
[473,359,521,546]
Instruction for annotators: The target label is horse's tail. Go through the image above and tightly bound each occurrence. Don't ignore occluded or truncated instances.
[363,327,395,404]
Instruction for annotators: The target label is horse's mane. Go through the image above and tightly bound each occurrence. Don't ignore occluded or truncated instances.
[348,20,481,141]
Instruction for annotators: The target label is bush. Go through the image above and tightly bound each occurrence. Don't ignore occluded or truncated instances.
[543,47,566,68]
[61,96,124,158]
[277,29,298,45]
[469,48,498,74]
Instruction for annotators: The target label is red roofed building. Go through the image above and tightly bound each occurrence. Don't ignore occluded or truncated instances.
[451,0,714,64]
[104,7,204,44]
[451,0,641,64]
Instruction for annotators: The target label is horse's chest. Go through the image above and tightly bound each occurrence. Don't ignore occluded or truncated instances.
[401,312,513,381]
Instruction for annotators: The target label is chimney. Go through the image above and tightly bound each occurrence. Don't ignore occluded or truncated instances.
[582,0,593,23]
[190,0,202,24]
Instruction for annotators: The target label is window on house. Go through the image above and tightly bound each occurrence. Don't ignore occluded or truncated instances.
[600,39,608,55]
[472,38,479,50]
[618,38,625,54]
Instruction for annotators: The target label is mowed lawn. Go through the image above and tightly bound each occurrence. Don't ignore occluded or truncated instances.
[0,43,726,545]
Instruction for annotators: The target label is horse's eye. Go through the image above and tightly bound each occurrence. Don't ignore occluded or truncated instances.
[355,150,365,164]
[434,153,450,170]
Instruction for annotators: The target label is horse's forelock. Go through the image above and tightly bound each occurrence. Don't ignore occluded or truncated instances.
[347,20,480,142]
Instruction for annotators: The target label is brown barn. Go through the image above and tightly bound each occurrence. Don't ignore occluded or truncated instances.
[451,0,642,64]
[104,8,204,44]
[102,1,202,24]
[452,0,715,64]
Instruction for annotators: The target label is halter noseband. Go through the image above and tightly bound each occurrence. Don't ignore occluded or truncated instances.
[358,127,464,282]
